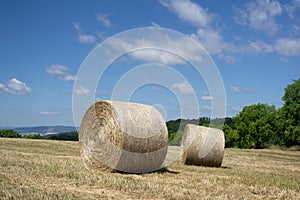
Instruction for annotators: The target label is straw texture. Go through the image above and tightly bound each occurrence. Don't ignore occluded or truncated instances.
[181,124,225,167]
[79,100,168,173]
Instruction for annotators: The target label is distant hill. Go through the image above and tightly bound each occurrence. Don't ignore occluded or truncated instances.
[1,126,78,135]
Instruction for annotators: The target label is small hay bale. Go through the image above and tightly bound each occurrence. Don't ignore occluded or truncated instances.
[79,100,168,173]
[181,124,225,167]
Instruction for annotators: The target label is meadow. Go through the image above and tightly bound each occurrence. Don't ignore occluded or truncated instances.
[0,138,299,199]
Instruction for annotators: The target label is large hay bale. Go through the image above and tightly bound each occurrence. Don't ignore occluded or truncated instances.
[79,100,168,173]
[181,124,225,167]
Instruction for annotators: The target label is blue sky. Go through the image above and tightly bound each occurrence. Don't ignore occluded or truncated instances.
[0,0,299,127]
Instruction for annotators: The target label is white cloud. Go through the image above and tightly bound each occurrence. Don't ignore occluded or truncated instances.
[73,22,97,44]
[195,28,224,55]
[172,81,194,95]
[201,95,213,100]
[239,37,300,57]
[159,0,300,61]
[131,49,186,65]
[72,22,80,31]
[152,86,164,93]
[160,0,236,61]
[74,86,90,95]
[159,0,213,27]
[0,78,32,96]
[285,0,300,18]
[230,86,242,93]
[234,0,282,35]
[191,28,238,60]
[97,14,111,27]
[107,36,203,65]
[279,57,290,64]
[230,86,255,94]
[274,38,300,56]
[0,83,5,94]
[58,75,77,81]
[233,7,248,26]
[202,105,211,110]
[46,65,76,82]
[46,64,68,76]
[78,34,96,44]
[246,40,274,54]
[150,21,160,28]
[38,111,59,115]
[227,104,243,112]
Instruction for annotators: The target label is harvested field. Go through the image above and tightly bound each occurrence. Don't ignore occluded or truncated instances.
[0,138,299,199]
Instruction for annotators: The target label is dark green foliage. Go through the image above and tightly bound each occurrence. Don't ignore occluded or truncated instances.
[23,134,43,139]
[233,103,277,148]
[166,119,197,146]
[223,78,300,148]
[168,131,183,146]
[279,79,300,146]
[47,131,78,141]
[222,124,239,148]
[0,129,21,138]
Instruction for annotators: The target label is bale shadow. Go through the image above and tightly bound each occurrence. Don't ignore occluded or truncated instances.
[116,167,180,175]
[156,167,180,174]
[221,166,231,169]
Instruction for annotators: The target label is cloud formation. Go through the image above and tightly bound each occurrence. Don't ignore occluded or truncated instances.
[107,35,205,65]
[0,78,32,96]
[72,22,97,44]
[38,111,59,115]
[274,38,300,56]
[201,95,213,100]
[284,0,300,18]
[160,0,213,27]
[161,0,300,59]
[74,86,90,95]
[46,65,76,81]
[78,34,96,44]
[234,0,282,35]
[172,81,194,95]
[226,104,243,112]
[160,0,235,61]
[97,14,111,27]
[230,86,255,94]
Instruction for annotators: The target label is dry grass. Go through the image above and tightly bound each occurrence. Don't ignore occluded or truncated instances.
[1,138,299,199]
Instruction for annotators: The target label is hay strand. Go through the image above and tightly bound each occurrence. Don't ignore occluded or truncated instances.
[181,124,225,167]
[79,100,168,173]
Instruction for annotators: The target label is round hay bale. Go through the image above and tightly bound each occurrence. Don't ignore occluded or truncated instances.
[181,124,225,167]
[79,100,168,173]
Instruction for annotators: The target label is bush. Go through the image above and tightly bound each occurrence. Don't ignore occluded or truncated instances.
[0,129,21,138]
[23,134,43,139]
[47,131,78,141]
[168,131,183,146]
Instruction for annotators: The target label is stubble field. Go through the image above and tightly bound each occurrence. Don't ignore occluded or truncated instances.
[0,138,299,199]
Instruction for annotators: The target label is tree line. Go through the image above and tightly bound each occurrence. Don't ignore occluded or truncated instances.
[0,130,78,141]
[1,79,299,149]
[224,78,299,148]
[168,79,299,148]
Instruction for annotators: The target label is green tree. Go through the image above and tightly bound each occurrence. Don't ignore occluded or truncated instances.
[23,134,43,139]
[47,131,78,141]
[222,124,239,148]
[280,78,300,146]
[234,103,277,148]
[168,131,183,146]
[0,129,21,138]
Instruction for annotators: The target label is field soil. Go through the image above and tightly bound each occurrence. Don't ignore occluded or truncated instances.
[0,138,299,199]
